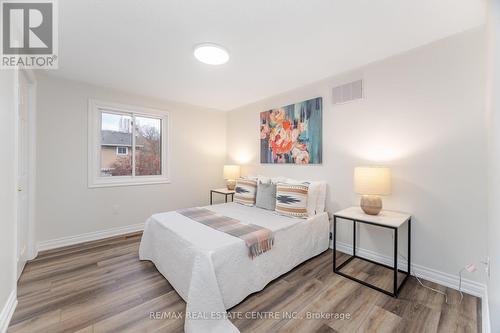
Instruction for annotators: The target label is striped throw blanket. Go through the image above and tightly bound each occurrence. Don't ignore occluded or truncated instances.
[177,207,274,259]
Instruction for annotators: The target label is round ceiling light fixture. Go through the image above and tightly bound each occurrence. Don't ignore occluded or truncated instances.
[193,43,229,65]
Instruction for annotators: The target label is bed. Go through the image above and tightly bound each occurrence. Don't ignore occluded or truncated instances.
[139,202,330,333]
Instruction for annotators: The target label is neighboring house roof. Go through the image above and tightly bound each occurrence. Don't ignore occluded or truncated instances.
[101,130,147,147]
[101,130,132,146]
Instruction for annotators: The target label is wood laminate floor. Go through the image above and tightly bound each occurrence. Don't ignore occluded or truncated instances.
[8,233,481,333]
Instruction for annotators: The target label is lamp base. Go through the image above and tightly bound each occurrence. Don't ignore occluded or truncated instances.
[360,195,382,215]
[227,179,236,190]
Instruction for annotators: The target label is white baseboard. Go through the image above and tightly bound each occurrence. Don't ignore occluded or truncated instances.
[0,290,17,333]
[332,241,486,298]
[37,223,145,252]
[482,285,491,333]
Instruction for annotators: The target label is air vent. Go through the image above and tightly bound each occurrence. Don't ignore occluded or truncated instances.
[332,79,363,105]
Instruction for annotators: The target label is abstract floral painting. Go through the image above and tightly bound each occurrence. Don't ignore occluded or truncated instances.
[260,97,322,164]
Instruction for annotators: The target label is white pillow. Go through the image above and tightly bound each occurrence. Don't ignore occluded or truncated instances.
[314,181,327,213]
[270,176,287,184]
[242,175,258,180]
[256,175,271,184]
[253,175,287,184]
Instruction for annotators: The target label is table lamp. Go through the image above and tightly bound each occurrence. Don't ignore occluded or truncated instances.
[354,166,391,215]
[223,165,240,190]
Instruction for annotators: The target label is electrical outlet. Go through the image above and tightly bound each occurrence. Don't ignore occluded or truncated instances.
[484,257,491,278]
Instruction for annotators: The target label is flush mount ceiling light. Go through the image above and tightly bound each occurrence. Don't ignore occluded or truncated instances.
[193,43,229,65]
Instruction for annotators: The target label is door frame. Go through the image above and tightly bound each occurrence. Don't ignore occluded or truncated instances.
[15,69,37,278]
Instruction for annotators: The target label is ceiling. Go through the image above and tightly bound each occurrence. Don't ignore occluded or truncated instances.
[50,0,485,110]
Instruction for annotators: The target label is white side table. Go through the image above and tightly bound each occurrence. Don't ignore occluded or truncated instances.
[333,207,411,297]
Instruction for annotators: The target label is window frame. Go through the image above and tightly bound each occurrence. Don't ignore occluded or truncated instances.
[88,99,170,188]
[116,146,128,156]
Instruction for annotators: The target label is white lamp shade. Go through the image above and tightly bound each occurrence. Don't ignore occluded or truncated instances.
[223,165,240,180]
[354,166,391,195]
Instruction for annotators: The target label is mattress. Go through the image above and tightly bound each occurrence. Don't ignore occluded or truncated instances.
[139,202,330,333]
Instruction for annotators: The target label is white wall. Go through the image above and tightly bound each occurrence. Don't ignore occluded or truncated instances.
[226,28,488,285]
[486,1,500,331]
[0,70,18,328]
[35,74,227,244]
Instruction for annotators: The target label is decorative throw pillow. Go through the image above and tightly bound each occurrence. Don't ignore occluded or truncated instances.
[275,183,309,218]
[285,179,327,217]
[285,179,316,216]
[234,178,258,206]
[255,182,277,211]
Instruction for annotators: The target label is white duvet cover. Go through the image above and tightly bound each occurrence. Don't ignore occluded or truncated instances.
[139,203,329,333]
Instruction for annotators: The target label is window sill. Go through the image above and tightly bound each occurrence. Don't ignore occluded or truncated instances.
[88,177,170,188]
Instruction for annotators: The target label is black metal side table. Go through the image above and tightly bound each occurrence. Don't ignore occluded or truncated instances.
[333,207,411,297]
[210,188,235,205]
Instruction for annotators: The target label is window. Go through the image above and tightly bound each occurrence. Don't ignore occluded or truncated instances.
[88,100,169,187]
[116,147,128,156]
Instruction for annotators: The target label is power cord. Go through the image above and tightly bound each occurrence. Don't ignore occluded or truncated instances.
[398,252,449,304]
[458,264,477,304]
[458,268,465,304]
